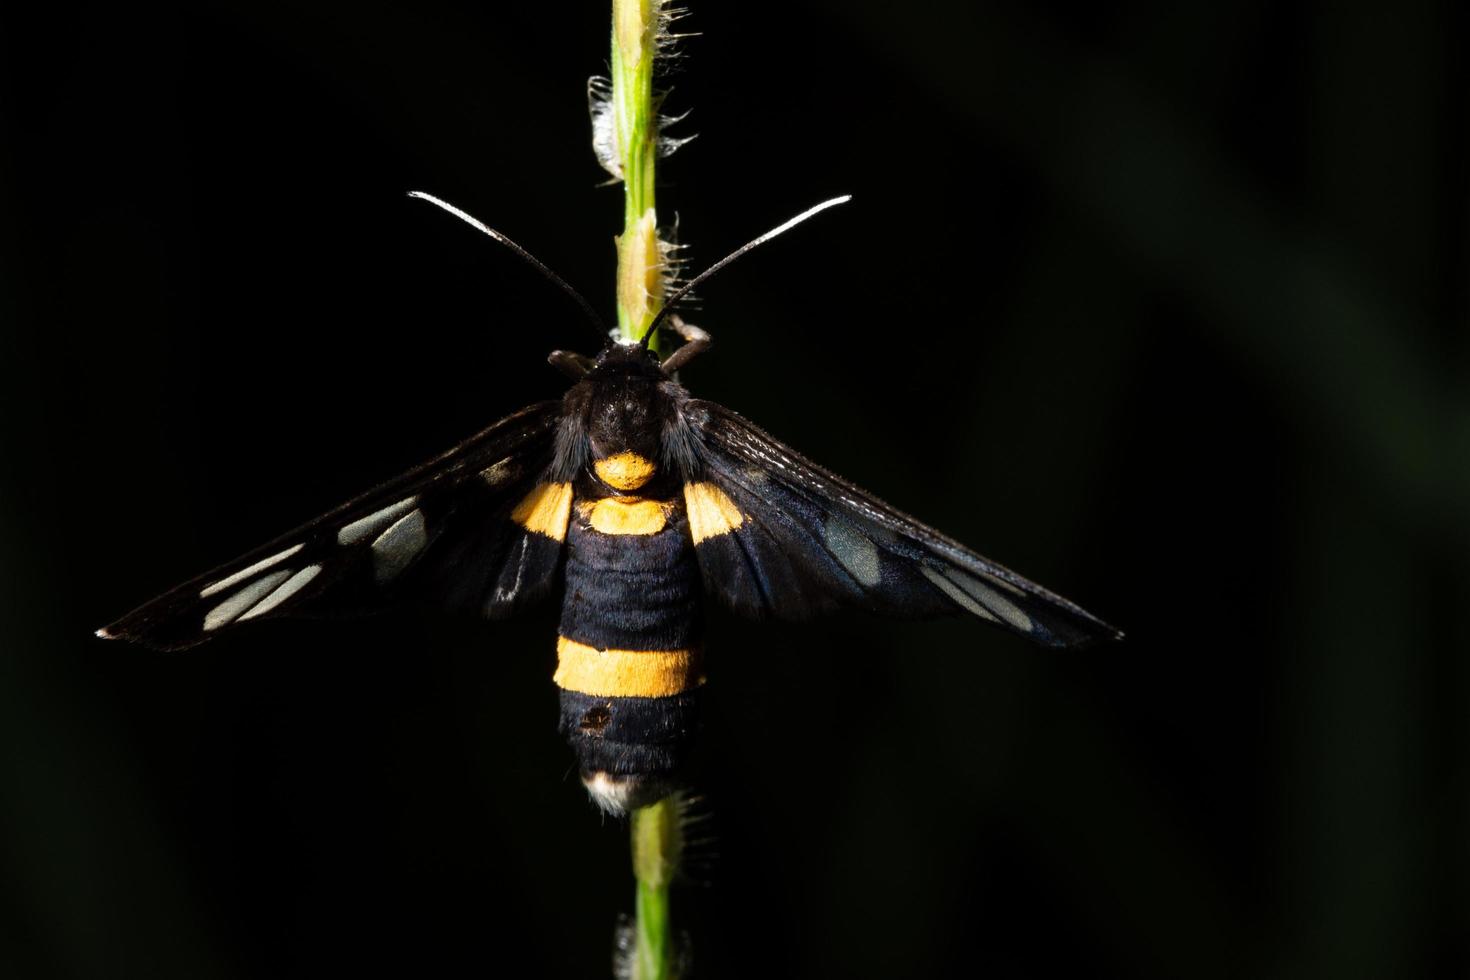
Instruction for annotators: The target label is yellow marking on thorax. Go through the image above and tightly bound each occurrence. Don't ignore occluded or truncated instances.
[684,482,744,543]
[594,451,657,490]
[511,481,574,541]
[582,496,672,535]
[554,636,704,698]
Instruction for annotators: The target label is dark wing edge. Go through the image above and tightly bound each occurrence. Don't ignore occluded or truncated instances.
[682,400,1122,649]
[97,401,566,651]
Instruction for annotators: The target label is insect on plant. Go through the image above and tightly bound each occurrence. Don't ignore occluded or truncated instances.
[96,190,1122,814]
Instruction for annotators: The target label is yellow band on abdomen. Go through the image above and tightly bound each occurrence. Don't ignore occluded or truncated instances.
[583,496,671,535]
[553,636,704,698]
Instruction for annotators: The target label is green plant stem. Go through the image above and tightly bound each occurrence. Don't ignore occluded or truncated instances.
[633,870,671,978]
[630,795,680,980]
[612,0,663,351]
[611,1,677,975]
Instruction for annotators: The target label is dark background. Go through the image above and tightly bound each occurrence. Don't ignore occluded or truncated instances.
[2,0,1466,976]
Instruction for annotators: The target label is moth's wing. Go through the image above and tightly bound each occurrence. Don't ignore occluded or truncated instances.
[681,401,1121,648]
[99,402,570,651]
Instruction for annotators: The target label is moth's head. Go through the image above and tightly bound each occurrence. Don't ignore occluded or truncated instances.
[591,340,664,376]
[579,343,670,492]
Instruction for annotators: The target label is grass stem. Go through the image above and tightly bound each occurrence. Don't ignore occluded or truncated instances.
[612,0,664,351]
[608,0,680,974]
[630,795,680,979]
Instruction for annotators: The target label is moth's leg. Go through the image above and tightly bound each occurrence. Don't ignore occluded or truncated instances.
[659,315,713,375]
[667,314,711,346]
[549,350,595,379]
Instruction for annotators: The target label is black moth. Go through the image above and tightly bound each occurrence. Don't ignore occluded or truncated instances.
[99,193,1121,813]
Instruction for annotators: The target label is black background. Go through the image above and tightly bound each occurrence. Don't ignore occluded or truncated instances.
[3,1,1467,977]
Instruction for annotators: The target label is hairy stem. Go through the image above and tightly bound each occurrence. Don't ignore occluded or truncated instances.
[612,0,663,351]
[608,1,679,975]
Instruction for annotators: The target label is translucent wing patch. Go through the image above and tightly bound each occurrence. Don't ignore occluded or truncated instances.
[99,402,567,651]
[681,400,1120,648]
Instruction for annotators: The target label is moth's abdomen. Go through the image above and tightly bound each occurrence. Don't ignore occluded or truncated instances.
[556,494,703,813]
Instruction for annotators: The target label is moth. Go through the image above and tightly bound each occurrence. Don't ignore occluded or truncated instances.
[99,192,1121,813]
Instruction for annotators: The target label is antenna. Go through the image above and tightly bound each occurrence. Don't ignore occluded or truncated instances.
[408,191,608,340]
[639,195,852,348]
